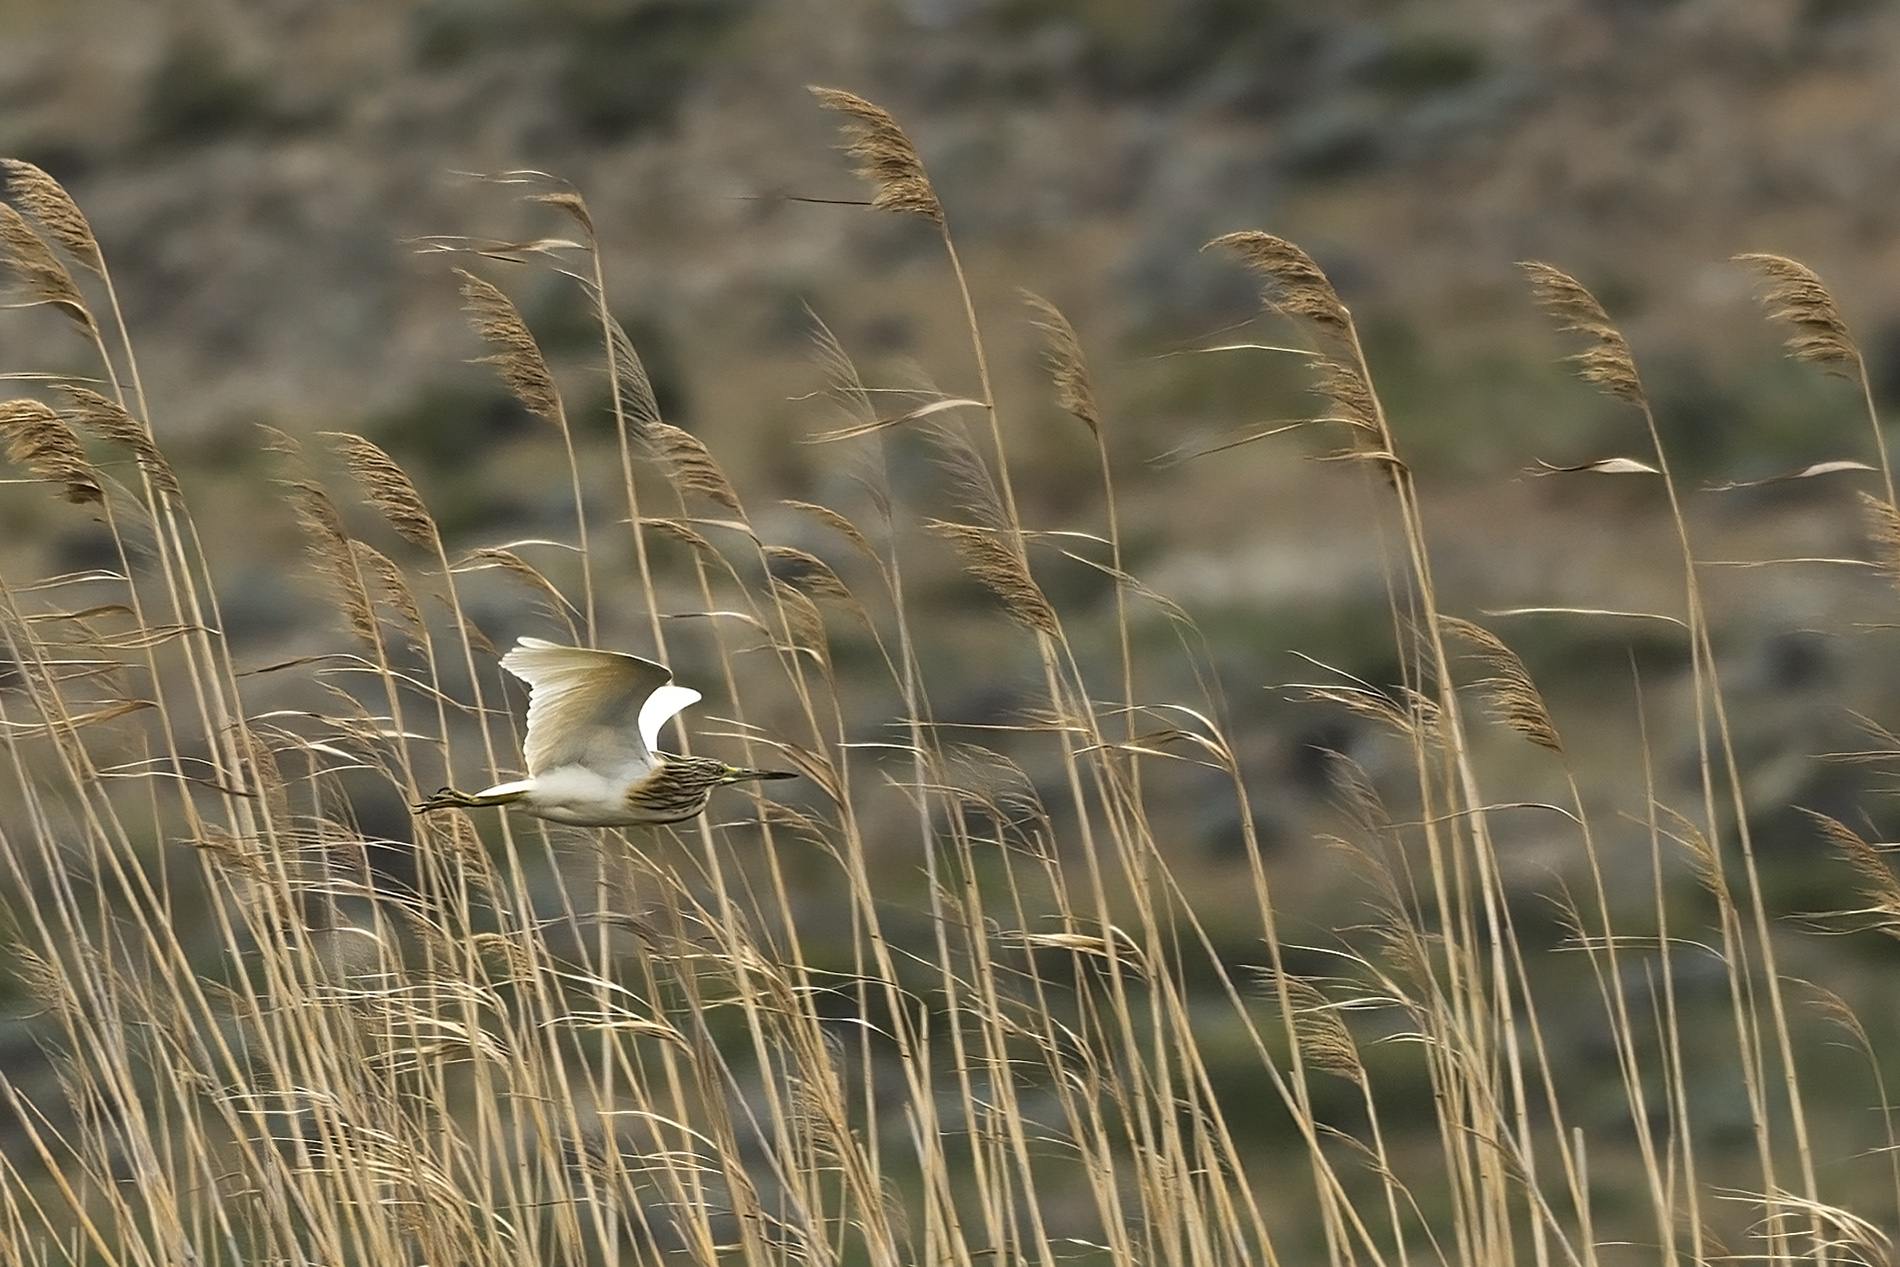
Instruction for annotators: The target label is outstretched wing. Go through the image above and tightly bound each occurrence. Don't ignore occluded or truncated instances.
[500,638,699,784]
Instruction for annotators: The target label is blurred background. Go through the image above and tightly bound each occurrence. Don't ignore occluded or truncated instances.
[9,0,1900,1203]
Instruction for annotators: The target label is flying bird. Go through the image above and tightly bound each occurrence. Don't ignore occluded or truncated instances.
[417,637,795,826]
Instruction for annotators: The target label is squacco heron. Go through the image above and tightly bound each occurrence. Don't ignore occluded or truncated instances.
[417,637,795,826]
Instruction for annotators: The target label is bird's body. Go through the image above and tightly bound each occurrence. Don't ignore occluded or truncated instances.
[417,638,794,826]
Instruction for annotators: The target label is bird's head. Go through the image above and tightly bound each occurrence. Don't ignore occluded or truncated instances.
[628,755,797,823]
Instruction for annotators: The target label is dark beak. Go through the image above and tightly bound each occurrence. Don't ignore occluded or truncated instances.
[732,766,799,782]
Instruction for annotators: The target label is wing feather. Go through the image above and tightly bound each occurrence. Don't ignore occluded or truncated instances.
[500,638,683,784]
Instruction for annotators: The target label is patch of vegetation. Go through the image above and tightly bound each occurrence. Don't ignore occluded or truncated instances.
[142,31,269,145]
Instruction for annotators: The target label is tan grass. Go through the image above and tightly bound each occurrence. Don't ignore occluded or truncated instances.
[1,121,1898,1267]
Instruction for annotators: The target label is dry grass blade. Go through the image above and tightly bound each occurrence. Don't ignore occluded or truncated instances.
[320,431,442,553]
[1735,253,1859,375]
[0,397,103,504]
[651,422,742,511]
[803,395,985,443]
[0,204,96,338]
[456,268,562,426]
[1704,459,1873,491]
[1441,615,1563,755]
[56,385,178,499]
[4,697,154,739]
[1521,262,1645,404]
[1209,232,1353,344]
[2,160,104,275]
[810,86,944,225]
[927,520,1058,637]
[1023,291,1099,436]
[1532,457,1660,477]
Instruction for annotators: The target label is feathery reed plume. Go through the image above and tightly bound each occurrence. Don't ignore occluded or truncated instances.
[772,580,828,663]
[352,540,426,643]
[608,316,661,440]
[924,414,1007,530]
[535,190,595,241]
[0,397,103,504]
[927,520,1058,637]
[1210,232,1387,461]
[1210,231,1353,344]
[650,421,742,511]
[639,515,717,554]
[1521,262,1645,404]
[1258,971,1364,1084]
[1858,492,1900,589]
[1735,254,1859,376]
[1805,811,1900,936]
[462,547,578,623]
[283,479,378,647]
[56,385,178,500]
[1669,811,1724,901]
[1294,679,1437,744]
[237,725,292,830]
[1022,292,1099,437]
[0,204,96,338]
[1325,752,1393,840]
[764,545,855,605]
[457,269,563,426]
[1441,616,1564,755]
[809,87,944,225]
[1,159,104,275]
[807,306,873,422]
[320,431,442,554]
[782,499,878,566]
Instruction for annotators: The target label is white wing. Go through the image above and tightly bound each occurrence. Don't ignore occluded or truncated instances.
[500,638,685,784]
[638,684,702,755]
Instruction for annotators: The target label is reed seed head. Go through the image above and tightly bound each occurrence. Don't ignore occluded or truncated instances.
[811,86,944,226]
[1736,253,1860,376]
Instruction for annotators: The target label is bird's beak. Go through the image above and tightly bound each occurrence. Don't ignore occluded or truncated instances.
[728,765,798,782]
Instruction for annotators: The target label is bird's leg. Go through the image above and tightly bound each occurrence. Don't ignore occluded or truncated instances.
[415,787,487,813]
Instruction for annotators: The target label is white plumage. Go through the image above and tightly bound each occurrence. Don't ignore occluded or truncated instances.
[417,637,794,827]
